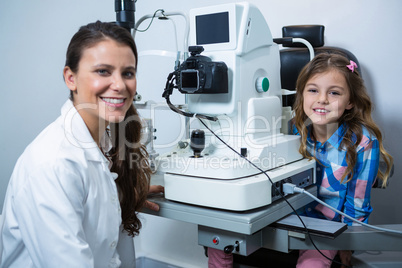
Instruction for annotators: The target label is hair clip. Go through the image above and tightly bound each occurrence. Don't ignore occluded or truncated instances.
[346,60,358,72]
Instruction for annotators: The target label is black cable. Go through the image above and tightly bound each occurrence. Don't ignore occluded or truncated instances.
[162,71,218,121]
[198,118,351,268]
[166,95,194,118]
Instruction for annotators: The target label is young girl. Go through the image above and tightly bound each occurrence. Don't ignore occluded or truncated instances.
[0,21,163,267]
[292,53,393,267]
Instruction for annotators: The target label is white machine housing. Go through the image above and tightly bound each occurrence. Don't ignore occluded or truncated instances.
[157,2,315,211]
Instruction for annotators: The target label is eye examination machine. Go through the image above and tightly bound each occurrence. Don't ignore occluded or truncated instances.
[134,0,402,263]
[156,2,315,211]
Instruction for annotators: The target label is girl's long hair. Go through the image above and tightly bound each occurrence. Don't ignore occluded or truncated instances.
[65,21,151,236]
[293,53,393,187]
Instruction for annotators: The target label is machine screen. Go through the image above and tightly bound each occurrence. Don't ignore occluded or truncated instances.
[196,12,230,45]
[181,70,199,91]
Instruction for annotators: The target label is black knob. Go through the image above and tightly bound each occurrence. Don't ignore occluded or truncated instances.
[190,129,205,158]
[223,245,234,254]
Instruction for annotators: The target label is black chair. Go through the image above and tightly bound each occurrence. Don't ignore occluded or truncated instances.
[274,25,361,108]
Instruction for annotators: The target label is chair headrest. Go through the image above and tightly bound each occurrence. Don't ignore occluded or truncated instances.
[280,47,361,92]
[282,25,325,47]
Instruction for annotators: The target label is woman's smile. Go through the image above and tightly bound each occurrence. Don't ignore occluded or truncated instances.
[100,97,127,108]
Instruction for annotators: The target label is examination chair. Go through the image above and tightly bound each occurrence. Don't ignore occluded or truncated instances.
[233,24,387,268]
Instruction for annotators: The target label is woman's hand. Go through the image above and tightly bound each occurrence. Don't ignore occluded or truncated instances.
[144,185,164,211]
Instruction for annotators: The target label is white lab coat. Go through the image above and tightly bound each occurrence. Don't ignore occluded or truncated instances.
[0,100,135,267]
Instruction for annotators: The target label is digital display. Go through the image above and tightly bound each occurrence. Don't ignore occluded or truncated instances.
[196,12,230,45]
[181,70,199,92]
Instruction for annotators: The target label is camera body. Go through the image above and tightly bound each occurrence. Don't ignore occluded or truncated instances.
[178,46,228,94]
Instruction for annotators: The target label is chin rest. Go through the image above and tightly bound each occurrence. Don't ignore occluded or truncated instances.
[275,25,360,106]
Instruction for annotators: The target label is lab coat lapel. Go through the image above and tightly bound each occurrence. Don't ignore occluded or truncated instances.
[61,100,108,163]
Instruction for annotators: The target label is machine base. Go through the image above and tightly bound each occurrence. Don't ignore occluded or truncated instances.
[164,158,315,211]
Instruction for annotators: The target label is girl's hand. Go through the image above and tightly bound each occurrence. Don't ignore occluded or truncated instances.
[144,185,165,211]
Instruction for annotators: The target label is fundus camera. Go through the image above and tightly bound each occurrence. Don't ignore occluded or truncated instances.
[178,46,228,94]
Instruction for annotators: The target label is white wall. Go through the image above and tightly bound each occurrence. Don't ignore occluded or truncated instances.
[1,0,401,266]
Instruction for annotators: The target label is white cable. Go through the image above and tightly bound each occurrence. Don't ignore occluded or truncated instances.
[284,183,402,235]
[165,17,178,52]
[134,11,189,59]
[162,11,190,59]
[292,38,315,61]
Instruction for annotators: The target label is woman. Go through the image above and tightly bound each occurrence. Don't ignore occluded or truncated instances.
[0,21,163,267]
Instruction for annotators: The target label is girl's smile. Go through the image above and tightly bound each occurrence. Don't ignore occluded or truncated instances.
[312,108,330,115]
[303,70,354,141]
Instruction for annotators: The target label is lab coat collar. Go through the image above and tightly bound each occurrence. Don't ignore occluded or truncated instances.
[61,99,111,163]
